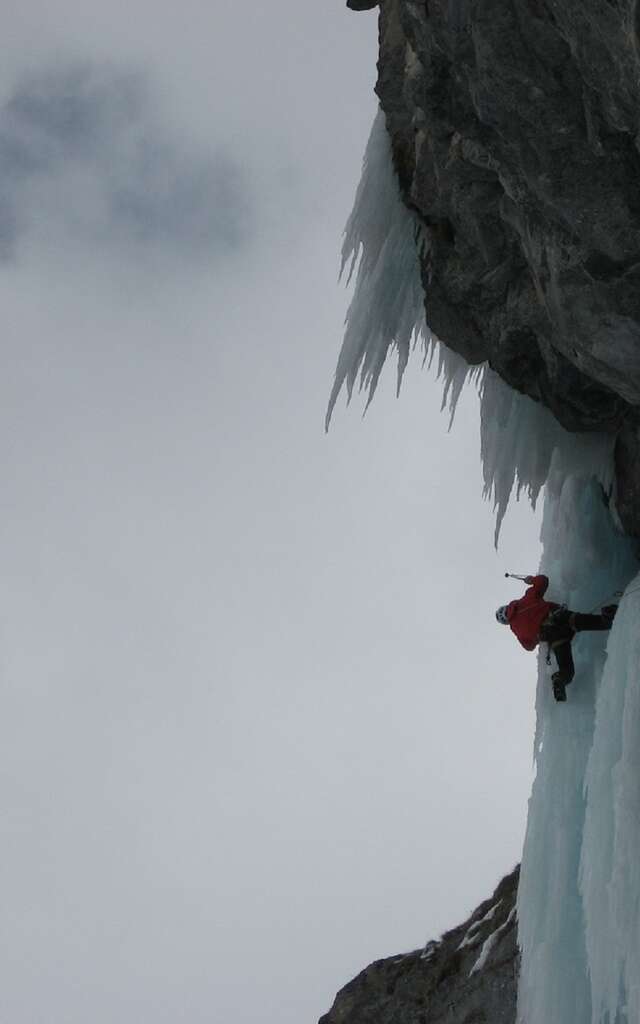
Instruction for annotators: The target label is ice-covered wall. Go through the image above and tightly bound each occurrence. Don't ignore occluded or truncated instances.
[582,570,640,1024]
[473,284,640,1024]
[514,435,637,1024]
[331,108,640,1024]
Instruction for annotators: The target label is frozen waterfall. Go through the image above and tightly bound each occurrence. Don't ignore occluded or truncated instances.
[333,108,640,1024]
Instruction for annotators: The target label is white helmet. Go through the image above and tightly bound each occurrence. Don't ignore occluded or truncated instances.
[496,606,510,625]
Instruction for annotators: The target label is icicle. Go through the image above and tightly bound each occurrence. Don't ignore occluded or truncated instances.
[326,108,470,433]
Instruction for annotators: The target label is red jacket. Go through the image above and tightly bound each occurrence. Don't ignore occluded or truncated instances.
[507,575,558,651]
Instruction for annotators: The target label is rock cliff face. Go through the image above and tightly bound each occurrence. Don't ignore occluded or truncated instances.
[319,867,519,1024]
[348,0,640,535]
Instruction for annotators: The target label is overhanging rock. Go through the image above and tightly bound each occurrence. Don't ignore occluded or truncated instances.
[358,0,640,533]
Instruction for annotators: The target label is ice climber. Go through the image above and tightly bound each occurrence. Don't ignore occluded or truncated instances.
[495,574,618,702]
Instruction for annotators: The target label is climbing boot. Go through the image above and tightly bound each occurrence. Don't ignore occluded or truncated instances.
[552,672,567,703]
[601,604,618,625]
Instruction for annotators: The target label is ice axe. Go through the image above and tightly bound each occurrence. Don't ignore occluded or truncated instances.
[504,572,532,582]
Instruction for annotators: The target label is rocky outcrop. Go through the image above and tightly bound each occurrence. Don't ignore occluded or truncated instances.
[614,419,640,536]
[319,867,519,1024]
[348,0,640,534]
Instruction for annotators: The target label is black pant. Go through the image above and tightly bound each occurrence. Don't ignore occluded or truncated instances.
[539,610,612,685]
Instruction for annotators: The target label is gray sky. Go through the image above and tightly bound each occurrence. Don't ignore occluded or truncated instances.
[0,5,541,1023]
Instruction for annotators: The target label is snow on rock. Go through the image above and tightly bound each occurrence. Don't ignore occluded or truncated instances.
[471,907,517,976]
[457,899,502,950]
[419,939,439,962]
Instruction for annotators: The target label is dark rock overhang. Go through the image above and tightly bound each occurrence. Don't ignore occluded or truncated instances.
[346,0,640,536]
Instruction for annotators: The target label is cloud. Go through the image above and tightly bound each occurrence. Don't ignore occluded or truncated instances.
[0,64,252,264]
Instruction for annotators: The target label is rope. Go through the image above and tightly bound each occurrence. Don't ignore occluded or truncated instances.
[587,582,640,614]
